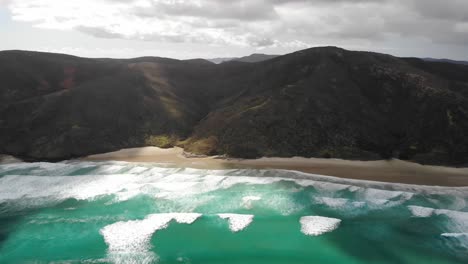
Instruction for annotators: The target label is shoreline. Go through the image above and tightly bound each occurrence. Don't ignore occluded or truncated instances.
[82,147,468,187]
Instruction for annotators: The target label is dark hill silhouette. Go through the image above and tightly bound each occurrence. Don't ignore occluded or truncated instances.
[208,53,278,64]
[1,47,467,165]
[422,58,468,66]
[231,53,279,63]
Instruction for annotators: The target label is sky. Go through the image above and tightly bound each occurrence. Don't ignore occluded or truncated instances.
[0,0,468,60]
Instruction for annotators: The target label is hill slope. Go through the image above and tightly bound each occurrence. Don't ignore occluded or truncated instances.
[422,58,468,66]
[1,47,467,165]
[208,53,278,64]
[231,53,279,63]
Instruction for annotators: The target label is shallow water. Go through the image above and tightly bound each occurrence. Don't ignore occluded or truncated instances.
[0,161,467,263]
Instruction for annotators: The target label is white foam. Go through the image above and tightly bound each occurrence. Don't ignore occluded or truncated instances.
[3,161,468,196]
[300,216,341,236]
[216,175,284,188]
[356,188,414,208]
[442,233,468,238]
[408,206,436,217]
[309,181,354,192]
[0,166,259,208]
[315,197,348,208]
[126,166,150,174]
[1,162,467,216]
[100,213,201,262]
[0,174,142,202]
[312,196,366,215]
[408,205,468,234]
[264,193,305,215]
[363,188,407,200]
[408,206,468,221]
[441,233,468,248]
[218,214,254,232]
[242,196,261,209]
[242,196,261,202]
[438,209,468,232]
[171,213,202,224]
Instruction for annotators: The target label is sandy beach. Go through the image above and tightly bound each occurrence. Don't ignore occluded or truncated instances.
[83,147,468,187]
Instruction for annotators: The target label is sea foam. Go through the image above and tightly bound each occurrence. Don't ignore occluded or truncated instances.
[300,216,341,236]
[242,196,262,209]
[408,206,468,222]
[218,214,254,232]
[408,205,468,235]
[408,205,436,218]
[100,213,201,262]
[442,233,468,238]
[1,162,467,217]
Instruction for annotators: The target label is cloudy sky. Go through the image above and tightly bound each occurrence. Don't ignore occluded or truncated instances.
[1,0,468,59]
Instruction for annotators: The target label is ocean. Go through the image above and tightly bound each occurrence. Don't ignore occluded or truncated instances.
[0,161,467,263]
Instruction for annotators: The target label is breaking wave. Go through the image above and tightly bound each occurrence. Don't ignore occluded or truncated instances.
[1,161,467,263]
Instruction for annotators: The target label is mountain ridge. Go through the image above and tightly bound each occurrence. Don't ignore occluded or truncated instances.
[422,58,468,66]
[1,47,467,165]
[208,53,279,64]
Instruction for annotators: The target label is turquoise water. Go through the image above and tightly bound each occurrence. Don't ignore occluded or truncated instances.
[0,162,467,264]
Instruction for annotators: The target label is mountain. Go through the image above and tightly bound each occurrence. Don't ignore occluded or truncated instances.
[208,53,278,64]
[422,58,468,65]
[231,53,279,63]
[1,47,468,165]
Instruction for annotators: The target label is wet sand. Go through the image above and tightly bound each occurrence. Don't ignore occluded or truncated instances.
[82,147,468,187]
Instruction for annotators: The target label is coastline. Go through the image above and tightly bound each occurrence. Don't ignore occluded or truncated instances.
[82,147,468,187]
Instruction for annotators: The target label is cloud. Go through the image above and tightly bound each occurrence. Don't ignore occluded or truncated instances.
[408,0,468,21]
[133,0,278,21]
[6,0,468,48]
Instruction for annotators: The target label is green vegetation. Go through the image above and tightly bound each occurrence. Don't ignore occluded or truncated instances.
[1,47,467,165]
[145,135,178,148]
[183,136,219,156]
